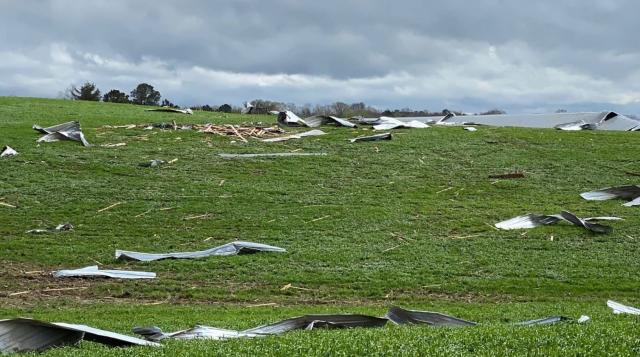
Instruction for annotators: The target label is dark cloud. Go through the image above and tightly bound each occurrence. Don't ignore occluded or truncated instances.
[0,0,638,113]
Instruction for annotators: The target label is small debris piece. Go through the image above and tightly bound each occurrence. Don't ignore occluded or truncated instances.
[464,127,478,132]
[168,158,178,164]
[97,202,123,213]
[580,185,640,207]
[349,133,392,143]
[53,266,156,279]
[277,111,310,127]
[183,213,211,221]
[115,241,286,262]
[607,300,640,315]
[515,316,570,326]
[0,201,17,208]
[495,211,620,233]
[145,107,193,115]
[0,318,158,353]
[140,160,166,168]
[218,153,327,159]
[280,283,313,291]
[33,121,91,147]
[488,172,525,179]
[262,129,326,143]
[0,146,18,157]
[26,223,73,234]
[100,143,126,147]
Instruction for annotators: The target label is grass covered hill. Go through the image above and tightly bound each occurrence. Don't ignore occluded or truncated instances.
[0,97,639,355]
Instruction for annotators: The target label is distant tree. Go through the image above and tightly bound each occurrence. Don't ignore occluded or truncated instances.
[555,109,568,113]
[71,82,101,101]
[102,89,129,103]
[218,104,232,113]
[130,83,161,106]
[161,99,178,108]
[480,109,506,115]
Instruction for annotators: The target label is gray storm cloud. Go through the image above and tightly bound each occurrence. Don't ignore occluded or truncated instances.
[0,0,638,113]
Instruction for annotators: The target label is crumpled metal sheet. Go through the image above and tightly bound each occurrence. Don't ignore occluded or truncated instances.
[145,107,193,115]
[349,133,392,143]
[580,186,640,207]
[373,117,430,131]
[134,315,388,342]
[33,121,91,147]
[115,241,286,262]
[53,266,156,279]
[302,116,357,128]
[26,223,73,234]
[218,153,327,159]
[0,146,18,157]
[0,318,158,353]
[607,300,640,315]
[439,111,640,131]
[495,211,620,233]
[262,129,326,143]
[385,307,477,327]
[277,111,309,127]
[515,316,570,326]
[132,325,258,341]
[139,160,166,168]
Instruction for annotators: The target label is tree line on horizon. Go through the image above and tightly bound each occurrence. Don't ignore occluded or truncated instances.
[65,82,508,117]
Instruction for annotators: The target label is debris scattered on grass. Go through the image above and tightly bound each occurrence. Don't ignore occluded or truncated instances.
[495,211,620,233]
[0,201,17,208]
[580,185,640,207]
[464,127,478,132]
[373,117,430,131]
[183,213,212,221]
[53,265,156,279]
[349,133,392,143]
[305,215,330,223]
[0,146,18,157]
[218,153,327,159]
[100,143,126,147]
[488,172,525,179]
[277,111,309,127]
[280,283,313,291]
[115,241,286,262]
[607,300,640,315]
[26,223,73,234]
[262,129,326,142]
[139,160,166,168]
[0,318,159,353]
[33,121,90,147]
[302,115,357,128]
[146,107,193,115]
[97,202,123,213]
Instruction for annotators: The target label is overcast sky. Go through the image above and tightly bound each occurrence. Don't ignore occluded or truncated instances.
[1,0,639,113]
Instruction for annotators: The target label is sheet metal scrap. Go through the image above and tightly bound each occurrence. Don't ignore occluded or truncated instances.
[607,300,640,315]
[115,241,286,262]
[349,133,392,143]
[385,307,477,327]
[33,121,90,147]
[373,117,430,131]
[139,160,166,168]
[26,223,73,234]
[515,316,571,326]
[134,315,388,342]
[218,153,327,159]
[145,107,193,115]
[1,146,18,157]
[495,211,620,233]
[262,129,326,143]
[277,111,310,127]
[0,318,158,353]
[302,115,357,128]
[580,185,640,207]
[53,266,156,279]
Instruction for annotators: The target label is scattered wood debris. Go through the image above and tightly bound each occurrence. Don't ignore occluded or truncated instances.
[489,172,526,179]
[280,283,313,291]
[100,123,284,140]
[97,202,123,213]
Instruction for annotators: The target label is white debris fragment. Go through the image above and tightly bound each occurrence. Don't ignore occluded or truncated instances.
[0,146,18,157]
[607,300,640,315]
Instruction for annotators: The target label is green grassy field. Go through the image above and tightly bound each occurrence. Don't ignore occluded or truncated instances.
[1,97,639,355]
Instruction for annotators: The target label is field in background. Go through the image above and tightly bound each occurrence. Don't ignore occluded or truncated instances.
[0,97,639,355]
